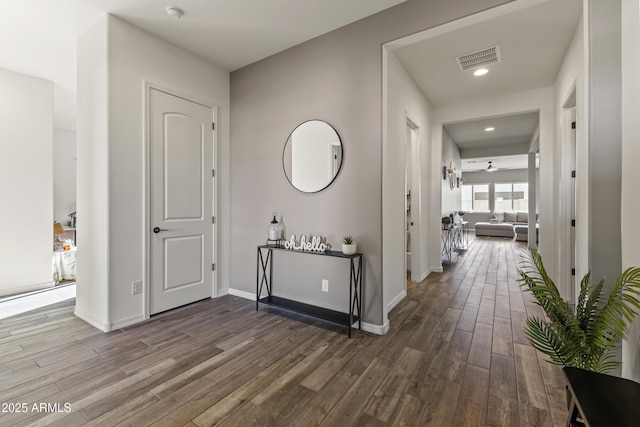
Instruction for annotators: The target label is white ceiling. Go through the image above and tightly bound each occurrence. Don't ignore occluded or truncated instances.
[391,0,582,172]
[393,0,582,108]
[445,112,539,150]
[462,154,540,173]
[0,0,405,130]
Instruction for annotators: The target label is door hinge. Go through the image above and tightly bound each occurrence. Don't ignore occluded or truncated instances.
[571,170,576,178]
[571,121,576,129]
[212,122,215,130]
[212,169,215,177]
[571,268,576,276]
[212,216,215,224]
[571,219,575,227]
[212,263,216,271]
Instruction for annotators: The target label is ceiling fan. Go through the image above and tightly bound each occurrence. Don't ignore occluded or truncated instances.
[486,161,497,172]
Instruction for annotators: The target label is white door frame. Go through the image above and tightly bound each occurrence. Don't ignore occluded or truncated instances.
[560,83,577,303]
[142,81,218,320]
[405,114,420,282]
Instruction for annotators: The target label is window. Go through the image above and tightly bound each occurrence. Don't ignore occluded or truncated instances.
[495,182,528,212]
[462,184,489,211]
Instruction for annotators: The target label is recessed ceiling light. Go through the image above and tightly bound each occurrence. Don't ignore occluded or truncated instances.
[166,6,184,19]
[473,68,489,76]
[485,127,495,132]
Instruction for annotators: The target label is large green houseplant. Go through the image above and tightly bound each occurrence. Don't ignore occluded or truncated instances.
[519,249,640,373]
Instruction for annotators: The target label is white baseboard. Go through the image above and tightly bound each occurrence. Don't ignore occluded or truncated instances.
[1,281,54,298]
[426,266,442,276]
[386,290,406,312]
[229,288,256,301]
[75,307,146,332]
[110,314,147,330]
[356,320,389,335]
[74,307,110,332]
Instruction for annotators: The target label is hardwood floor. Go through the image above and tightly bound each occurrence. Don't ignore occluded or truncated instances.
[0,236,567,426]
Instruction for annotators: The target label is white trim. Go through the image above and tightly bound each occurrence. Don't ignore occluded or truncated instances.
[386,290,407,312]
[75,307,146,332]
[110,314,147,331]
[355,320,390,335]
[75,307,111,332]
[406,112,421,284]
[418,267,438,281]
[229,288,256,301]
[384,0,548,49]
[1,281,54,297]
[211,106,218,298]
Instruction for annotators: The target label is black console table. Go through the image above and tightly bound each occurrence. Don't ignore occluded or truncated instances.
[563,366,640,426]
[256,245,363,338]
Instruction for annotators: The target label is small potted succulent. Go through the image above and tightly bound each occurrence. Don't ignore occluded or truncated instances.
[457,210,466,218]
[442,216,452,229]
[342,235,357,255]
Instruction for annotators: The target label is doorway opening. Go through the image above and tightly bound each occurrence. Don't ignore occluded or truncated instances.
[405,117,419,282]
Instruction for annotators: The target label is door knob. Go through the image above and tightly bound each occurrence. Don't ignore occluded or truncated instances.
[153,227,168,233]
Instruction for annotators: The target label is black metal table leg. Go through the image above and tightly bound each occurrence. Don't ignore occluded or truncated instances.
[349,255,363,338]
[357,255,362,331]
[256,247,272,310]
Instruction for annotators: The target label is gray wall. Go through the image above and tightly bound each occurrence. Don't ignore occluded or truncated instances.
[230,0,510,327]
[441,127,461,216]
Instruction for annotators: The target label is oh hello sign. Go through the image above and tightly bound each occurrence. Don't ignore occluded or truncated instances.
[284,235,328,253]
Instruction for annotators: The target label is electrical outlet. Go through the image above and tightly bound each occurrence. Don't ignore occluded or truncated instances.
[322,279,329,292]
[132,280,142,295]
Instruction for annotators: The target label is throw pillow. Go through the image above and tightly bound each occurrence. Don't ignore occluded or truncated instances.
[517,212,528,223]
[504,212,517,223]
[494,212,505,222]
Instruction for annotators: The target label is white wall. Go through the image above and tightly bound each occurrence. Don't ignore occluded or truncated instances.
[53,129,76,224]
[587,0,623,298]
[553,14,585,301]
[76,17,110,327]
[621,0,640,382]
[383,50,434,317]
[0,68,54,296]
[76,15,230,331]
[441,127,461,216]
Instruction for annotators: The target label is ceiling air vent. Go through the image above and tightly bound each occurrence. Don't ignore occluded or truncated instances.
[456,46,501,72]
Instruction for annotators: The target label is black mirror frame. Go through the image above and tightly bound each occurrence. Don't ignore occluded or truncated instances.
[282,119,344,194]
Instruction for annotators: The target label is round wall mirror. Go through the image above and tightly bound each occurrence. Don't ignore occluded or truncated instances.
[283,120,343,193]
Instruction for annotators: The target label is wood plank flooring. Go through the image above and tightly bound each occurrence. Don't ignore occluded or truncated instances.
[0,236,567,426]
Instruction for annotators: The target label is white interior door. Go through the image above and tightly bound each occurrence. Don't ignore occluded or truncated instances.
[149,88,213,315]
[569,107,577,299]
